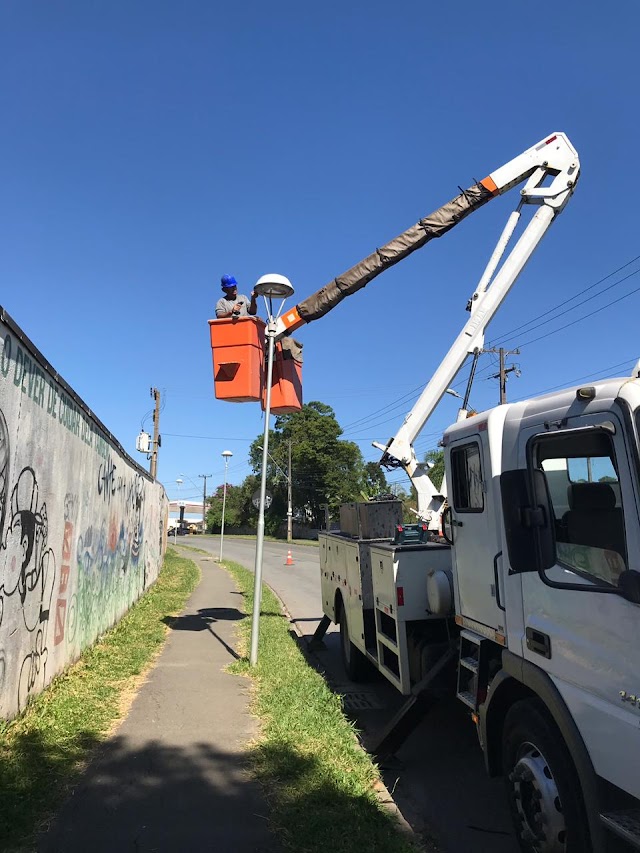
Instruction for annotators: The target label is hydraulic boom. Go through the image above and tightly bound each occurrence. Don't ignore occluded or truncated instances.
[275,132,580,521]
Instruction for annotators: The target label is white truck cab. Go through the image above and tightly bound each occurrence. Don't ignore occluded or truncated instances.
[442,376,640,849]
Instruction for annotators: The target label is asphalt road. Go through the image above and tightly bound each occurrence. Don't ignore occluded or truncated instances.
[179,534,518,853]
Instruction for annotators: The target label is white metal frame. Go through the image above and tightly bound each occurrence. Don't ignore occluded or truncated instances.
[372,133,580,521]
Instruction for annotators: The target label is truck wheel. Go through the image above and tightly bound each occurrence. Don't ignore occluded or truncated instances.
[502,699,591,853]
[339,600,368,682]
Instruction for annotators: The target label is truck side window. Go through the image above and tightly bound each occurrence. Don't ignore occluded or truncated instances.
[451,442,484,512]
[535,431,627,587]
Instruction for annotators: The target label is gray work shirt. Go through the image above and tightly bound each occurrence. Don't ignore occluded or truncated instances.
[215,294,253,318]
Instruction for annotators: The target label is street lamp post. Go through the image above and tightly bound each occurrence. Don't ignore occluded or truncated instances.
[250,274,294,667]
[219,450,233,562]
[175,478,183,542]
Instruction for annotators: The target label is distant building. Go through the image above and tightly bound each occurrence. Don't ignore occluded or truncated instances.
[168,501,205,532]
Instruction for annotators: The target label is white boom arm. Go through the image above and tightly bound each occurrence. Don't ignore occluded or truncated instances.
[372,132,580,521]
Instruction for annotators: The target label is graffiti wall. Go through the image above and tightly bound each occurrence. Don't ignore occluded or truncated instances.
[0,308,168,721]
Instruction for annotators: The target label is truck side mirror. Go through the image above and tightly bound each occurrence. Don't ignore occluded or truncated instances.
[500,468,555,573]
[618,569,640,605]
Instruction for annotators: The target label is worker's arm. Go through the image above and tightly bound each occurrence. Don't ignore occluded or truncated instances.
[247,291,258,316]
[215,298,238,319]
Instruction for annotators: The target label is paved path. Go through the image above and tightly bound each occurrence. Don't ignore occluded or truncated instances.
[196,535,518,853]
[37,550,280,853]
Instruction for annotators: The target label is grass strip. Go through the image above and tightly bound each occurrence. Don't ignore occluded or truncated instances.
[0,547,199,853]
[224,559,421,853]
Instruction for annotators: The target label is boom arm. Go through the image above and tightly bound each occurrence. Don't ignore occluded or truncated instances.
[372,132,580,521]
[274,133,579,341]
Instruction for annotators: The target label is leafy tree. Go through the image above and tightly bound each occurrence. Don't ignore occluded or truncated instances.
[424,449,445,492]
[249,401,366,529]
[391,483,419,522]
[360,462,389,500]
[206,483,246,531]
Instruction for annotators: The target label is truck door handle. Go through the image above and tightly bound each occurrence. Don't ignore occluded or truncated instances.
[493,551,505,612]
[526,627,551,659]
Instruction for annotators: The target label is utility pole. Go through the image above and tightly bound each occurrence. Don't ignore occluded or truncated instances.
[287,439,293,544]
[484,348,520,404]
[150,388,161,479]
[198,473,212,533]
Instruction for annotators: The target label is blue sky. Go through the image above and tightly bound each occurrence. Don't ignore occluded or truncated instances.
[2,1,639,508]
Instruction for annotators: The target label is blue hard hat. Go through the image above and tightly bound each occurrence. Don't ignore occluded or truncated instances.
[221,274,237,288]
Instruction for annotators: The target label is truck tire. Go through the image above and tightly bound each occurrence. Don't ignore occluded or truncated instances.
[502,698,591,853]
[339,599,368,682]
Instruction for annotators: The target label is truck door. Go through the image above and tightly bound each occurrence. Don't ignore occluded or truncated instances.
[447,432,503,632]
[516,410,640,799]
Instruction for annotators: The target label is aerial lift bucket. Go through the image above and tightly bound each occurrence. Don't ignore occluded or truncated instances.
[209,316,266,402]
[262,339,303,414]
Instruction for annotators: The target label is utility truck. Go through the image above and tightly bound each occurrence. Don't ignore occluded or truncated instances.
[288,134,640,852]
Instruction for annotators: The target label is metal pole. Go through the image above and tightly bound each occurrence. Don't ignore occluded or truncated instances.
[199,474,210,533]
[287,438,293,544]
[250,319,276,666]
[499,347,506,405]
[219,460,229,561]
[174,478,182,543]
[150,388,161,479]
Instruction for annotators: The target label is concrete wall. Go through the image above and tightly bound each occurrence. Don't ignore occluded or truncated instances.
[0,307,168,720]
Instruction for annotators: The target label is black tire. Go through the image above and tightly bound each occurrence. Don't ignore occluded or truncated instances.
[338,599,369,682]
[502,699,592,853]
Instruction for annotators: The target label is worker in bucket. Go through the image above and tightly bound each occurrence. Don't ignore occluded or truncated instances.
[215,274,258,318]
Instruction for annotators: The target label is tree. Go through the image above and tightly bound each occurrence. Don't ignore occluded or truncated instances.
[361,462,389,500]
[424,449,445,492]
[206,482,249,532]
[249,401,366,529]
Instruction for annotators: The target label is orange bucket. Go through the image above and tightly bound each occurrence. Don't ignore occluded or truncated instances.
[209,317,266,402]
[263,340,303,414]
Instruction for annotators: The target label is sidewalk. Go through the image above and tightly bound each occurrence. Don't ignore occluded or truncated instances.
[37,551,280,853]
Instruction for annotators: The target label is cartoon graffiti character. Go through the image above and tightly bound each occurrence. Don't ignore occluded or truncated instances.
[117,521,130,575]
[130,476,144,565]
[1,468,56,711]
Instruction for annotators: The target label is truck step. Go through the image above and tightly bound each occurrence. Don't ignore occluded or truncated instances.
[601,810,640,849]
[460,656,479,673]
[457,690,476,710]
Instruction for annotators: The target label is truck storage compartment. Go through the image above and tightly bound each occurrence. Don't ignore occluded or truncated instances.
[339,499,403,539]
[209,316,265,402]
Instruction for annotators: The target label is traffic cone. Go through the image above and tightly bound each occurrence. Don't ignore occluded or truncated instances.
[285,549,294,566]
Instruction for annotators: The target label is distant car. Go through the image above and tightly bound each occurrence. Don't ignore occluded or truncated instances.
[176,525,189,536]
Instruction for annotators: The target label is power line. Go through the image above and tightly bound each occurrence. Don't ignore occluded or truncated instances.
[490,266,640,349]
[516,280,640,349]
[335,253,640,439]
[486,254,640,347]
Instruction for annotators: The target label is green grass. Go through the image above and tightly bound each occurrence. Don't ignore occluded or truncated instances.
[223,559,423,853]
[0,548,199,853]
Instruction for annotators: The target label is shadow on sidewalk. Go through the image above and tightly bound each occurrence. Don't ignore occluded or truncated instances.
[162,607,246,660]
[32,732,280,852]
[30,729,414,853]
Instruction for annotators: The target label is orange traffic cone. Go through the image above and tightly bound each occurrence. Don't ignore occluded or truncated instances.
[285,549,294,566]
